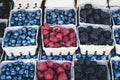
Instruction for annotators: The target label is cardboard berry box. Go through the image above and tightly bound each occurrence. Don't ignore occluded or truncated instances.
[2,26,39,56]
[78,0,111,26]
[37,60,74,80]
[41,25,79,55]
[78,24,114,55]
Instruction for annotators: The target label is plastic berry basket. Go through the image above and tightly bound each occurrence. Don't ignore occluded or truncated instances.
[44,8,77,26]
[78,24,114,55]
[37,60,74,80]
[109,0,120,6]
[113,26,120,54]
[0,19,8,43]
[78,0,112,26]
[2,26,39,56]
[0,59,36,80]
[41,25,79,55]
[73,60,111,80]
[9,8,42,27]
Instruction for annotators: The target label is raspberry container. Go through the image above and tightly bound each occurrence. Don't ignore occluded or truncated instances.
[73,60,111,80]
[78,24,114,55]
[37,60,74,80]
[78,0,111,26]
[44,8,77,26]
[45,0,75,8]
[2,26,39,56]
[0,20,8,43]
[110,57,120,80]
[41,25,79,55]
[0,60,36,80]
[113,26,120,54]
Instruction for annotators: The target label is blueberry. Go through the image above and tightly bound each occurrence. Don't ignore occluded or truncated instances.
[79,32,88,44]
[76,53,81,59]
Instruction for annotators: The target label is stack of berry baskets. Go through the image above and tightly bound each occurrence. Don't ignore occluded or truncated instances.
[111,7,120,54]
[0,59,36,80]
[74,59,111,80]
[36,60,74,80]
[2,26,39,56]
[78,24,114,55]
[79,0,111,26]
[110,57,120,80]
[41,24,79,55]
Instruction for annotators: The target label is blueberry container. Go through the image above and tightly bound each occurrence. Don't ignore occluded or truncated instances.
[79,0,111,26]
[110,7,120,26]
[73,60,111,80]
[9,8,42,27]
[41,25,79,55]
[0,20,8,43]
[2,26,39,56]
[37,60,74,80]
[78,24,114,55]
[113,26,120,54]
[110,57,120,80]
[44,8,77,26]
[0,60,36,80]
[45,0,75,8]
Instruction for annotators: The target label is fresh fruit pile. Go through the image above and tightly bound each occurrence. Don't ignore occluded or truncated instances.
[80,4,110,25]
[78,26,113,45]
[37,61,72,80]
[41,52,73,61]
[3,27,37,47]
[7,54,37,60]
[112,60,120,80]
[0,61,35,80]
[0,0,12,19]
[46,9,76,25]
[74,59,108,80]
[42,23,77,48]
[112,9,120,25]
[0,22,6,37]
[114,28,120,44]
[10,10,41,26]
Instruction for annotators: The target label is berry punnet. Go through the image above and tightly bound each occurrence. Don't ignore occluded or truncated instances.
[37,61,71,80]
[42,23,77,48]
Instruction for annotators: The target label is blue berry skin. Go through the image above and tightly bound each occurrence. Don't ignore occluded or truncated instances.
[112,61,120,80]
[11,10,41,26]
[112,9,120,25]
[114,28,120,44]
[0,61,35,80]
[46,9,76,25]
[4,27,37,47]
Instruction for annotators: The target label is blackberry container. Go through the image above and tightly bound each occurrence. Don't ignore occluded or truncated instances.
[41,25,79,55]
[78,24,114,55]
[73,59,111,80]
[2,26,39,56]
[78,0,111,26]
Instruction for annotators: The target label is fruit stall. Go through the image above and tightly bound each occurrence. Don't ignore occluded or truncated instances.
[1,0,120,80]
